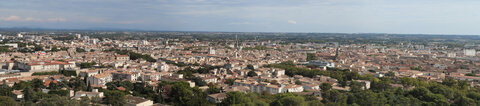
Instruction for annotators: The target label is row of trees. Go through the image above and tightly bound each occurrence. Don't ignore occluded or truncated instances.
[31,70,76,77]
[242,46,270,50]
[79,62,96,69]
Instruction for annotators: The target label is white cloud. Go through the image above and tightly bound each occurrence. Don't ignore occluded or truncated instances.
[287,20,297,24]
[25,17,43,21]
[1,15,21,21]
[0,15,66,22]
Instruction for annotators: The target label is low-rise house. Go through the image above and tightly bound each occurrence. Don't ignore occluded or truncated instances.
[126,95,154,106]
[202,77,218,84]
[0,73,21,81]
[234,80,285,94]
[116,55,130,61]
[222,85,250,93]
[112,71,141,81]
[79,69,100,77]
[73,89,104,100]
[12,90,23,100]
[303,84,320,90]
[207,93,227,103]
[285,85,304,92]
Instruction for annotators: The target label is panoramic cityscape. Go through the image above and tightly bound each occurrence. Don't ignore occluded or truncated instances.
[2,0,480,106]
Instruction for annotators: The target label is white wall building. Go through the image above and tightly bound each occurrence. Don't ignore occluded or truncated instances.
[464,49,476,56]
[87,73,113,86]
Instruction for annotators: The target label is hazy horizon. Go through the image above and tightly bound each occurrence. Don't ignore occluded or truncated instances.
[1,0,480,35]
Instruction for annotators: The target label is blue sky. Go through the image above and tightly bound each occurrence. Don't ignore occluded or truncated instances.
[1,0,479,35]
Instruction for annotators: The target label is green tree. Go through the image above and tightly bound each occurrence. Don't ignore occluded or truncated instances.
[34,45,44,51]
[225,78,235,86]
[465,73,476,76]
[371,78,392,92]
[307,100,324,106]
[306,53,317,61]
[385,71,395,77]
[80,62,96,68]
[190,77,207,86]
[247,64,255,70]
[349,90,387,106]
[49,82,60,90]
[13,81,30,90]
[31,78,44,91]
[442,78,457,87]
[76,48,86,52]
[0,83,13,97]
[320,83,332,91]
[91,96,102,106]
[322,90,347,105]
[453,96,475,106]
[185,87,210,106]
[86,82,92,92]
[247,71,258,77]
[73,78,87,91]
[274,95,307,106]
[428,84,455,99]
[48,90,69,96]
[295,80,302,85]
[206,85,220,94]
[222,92,250,105]
[400,77,417,88]
[80,96,91,106]
[37,95,77,106]
[23,86,34,102]
[0,96,19,106]
[350,81,365,92]
[168,81,196,105]
[467,92,480,100]
[50,46,59,52]
[104,90,127,106]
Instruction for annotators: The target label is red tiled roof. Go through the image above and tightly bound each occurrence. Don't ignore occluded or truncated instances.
[116,55,129,57]
[43,63,59,65]
[44,80,58,86]
[117,86,126,91]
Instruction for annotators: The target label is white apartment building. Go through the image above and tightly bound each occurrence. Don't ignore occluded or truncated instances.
[87,73,113,86]
[464,49,476,56]
[16,61,76,72]
[285,85,304,92]
[234,80,289,94]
